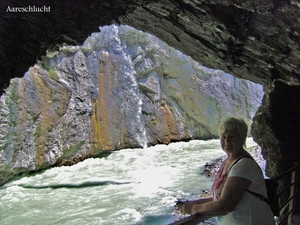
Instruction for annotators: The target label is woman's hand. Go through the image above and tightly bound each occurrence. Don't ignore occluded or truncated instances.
[176,197,213,215]
[176,201,196,215]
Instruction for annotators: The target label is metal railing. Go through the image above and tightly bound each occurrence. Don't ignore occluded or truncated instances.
[274,163,299,225]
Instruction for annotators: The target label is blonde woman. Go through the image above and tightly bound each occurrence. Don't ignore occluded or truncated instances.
[177,117,275,225]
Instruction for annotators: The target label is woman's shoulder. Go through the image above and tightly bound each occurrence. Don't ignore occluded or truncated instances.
[230,156,262,177]
[230,155,254,168]
[235,156,261,169]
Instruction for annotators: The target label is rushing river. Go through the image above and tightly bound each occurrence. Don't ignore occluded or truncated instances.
[0,138,259,225]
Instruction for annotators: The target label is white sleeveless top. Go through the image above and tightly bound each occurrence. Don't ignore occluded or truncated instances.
[213,157,275,225]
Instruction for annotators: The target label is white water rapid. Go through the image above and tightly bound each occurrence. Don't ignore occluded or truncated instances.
[0,138,259,225]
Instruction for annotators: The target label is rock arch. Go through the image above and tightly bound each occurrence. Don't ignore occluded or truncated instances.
[1,0,299,211]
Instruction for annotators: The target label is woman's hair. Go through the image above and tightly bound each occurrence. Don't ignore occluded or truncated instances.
[218,117,248,147]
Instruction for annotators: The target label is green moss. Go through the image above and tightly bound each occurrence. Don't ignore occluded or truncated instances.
[40,63,50,71]
[48,68,59,81]
[62,141,85,159]
[40,62,59,81]
[96,150,113,158]
[152,119,158,125]
[35,125,47,136]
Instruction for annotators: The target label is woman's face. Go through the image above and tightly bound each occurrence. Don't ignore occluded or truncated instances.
[220,129,243,153]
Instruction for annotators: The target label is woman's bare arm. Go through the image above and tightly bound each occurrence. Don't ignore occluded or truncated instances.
[176,197,213,215]
[191,177,251,216]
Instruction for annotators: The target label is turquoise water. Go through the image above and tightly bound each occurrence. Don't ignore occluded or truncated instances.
[0,138,258,225]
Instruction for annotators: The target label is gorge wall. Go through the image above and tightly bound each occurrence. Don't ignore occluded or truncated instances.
[0,25,263,185]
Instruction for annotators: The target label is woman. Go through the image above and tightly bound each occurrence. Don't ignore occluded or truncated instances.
[177,117,275,225]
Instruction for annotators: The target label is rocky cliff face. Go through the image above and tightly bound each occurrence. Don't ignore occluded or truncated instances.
[0,25,263,185]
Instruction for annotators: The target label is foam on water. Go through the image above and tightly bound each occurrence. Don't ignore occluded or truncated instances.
[0,138,258,225]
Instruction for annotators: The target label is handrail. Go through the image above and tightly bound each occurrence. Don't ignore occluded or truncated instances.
[168,214,211,225]
[274,163,299,225]
[272,164,299,181]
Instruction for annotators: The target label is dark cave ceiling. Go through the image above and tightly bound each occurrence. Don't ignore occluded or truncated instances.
[1,0,300,95]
